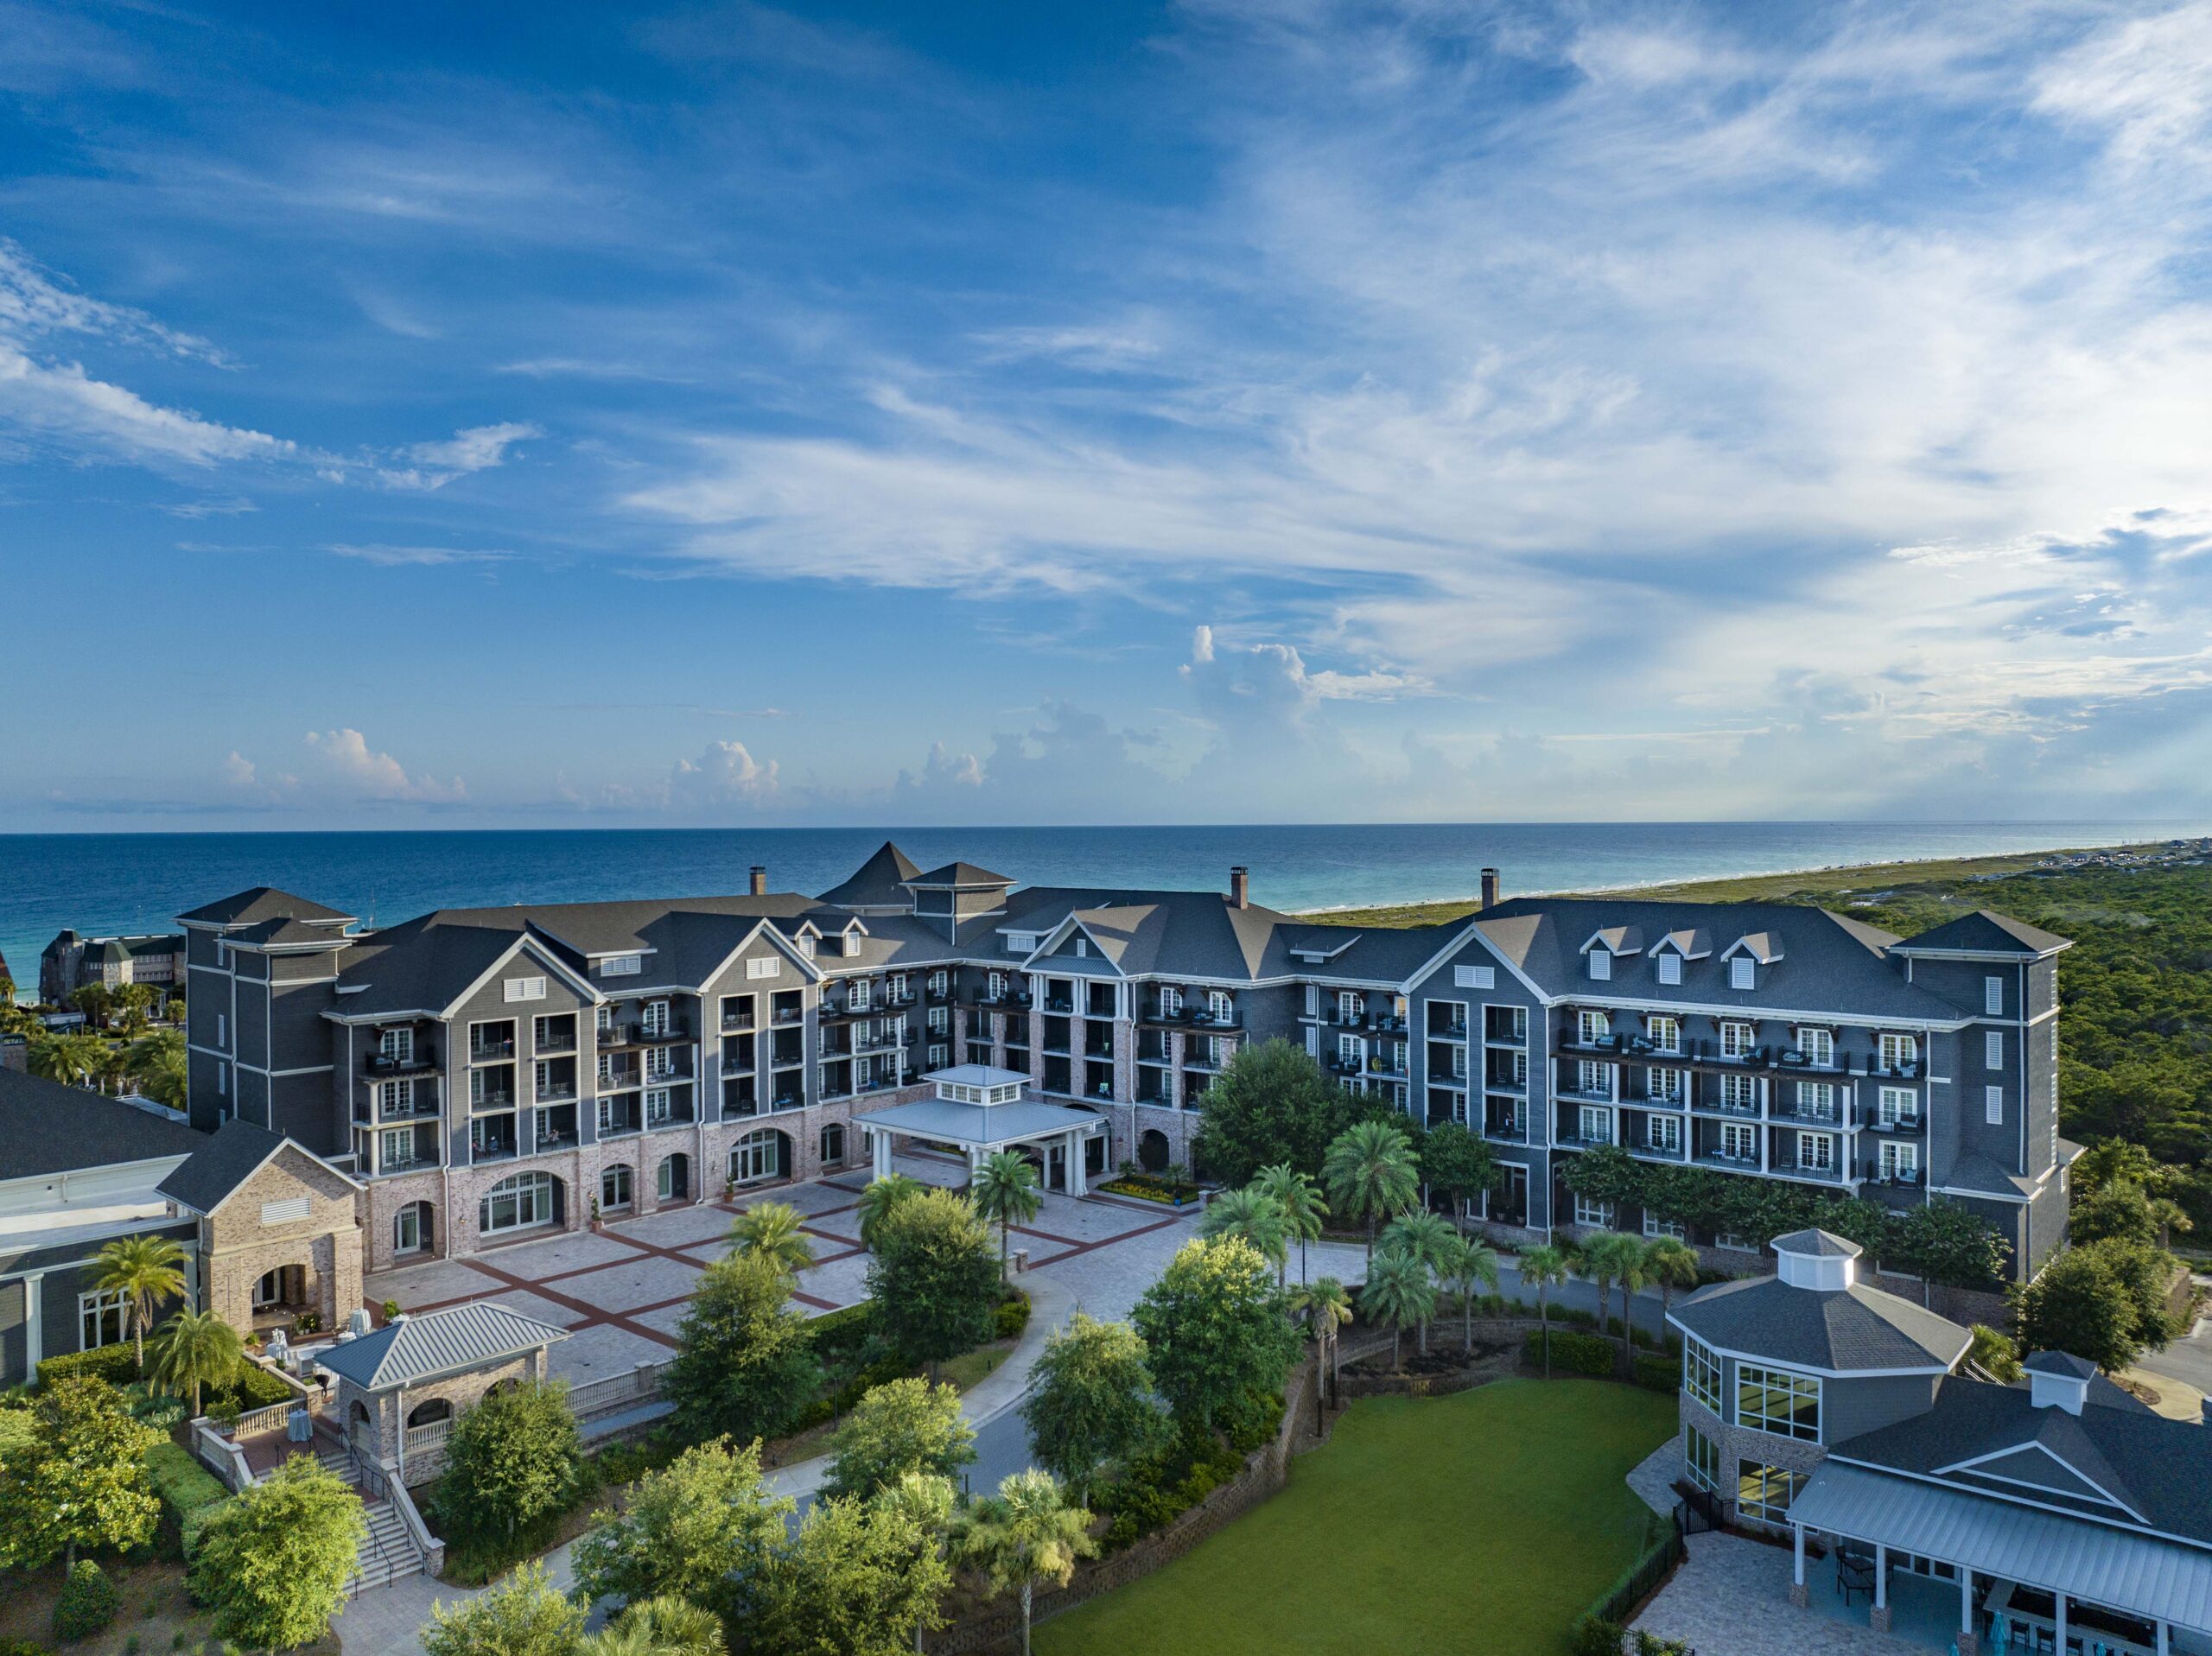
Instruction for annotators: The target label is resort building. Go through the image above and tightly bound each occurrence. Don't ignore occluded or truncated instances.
[38,927,188,1007]
[1674,1229,2212,1656]
[174,847,2070,1279]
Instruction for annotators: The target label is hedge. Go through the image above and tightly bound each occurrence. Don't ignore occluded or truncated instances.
[1523,1329,1615,1378]
[804,1301,876,1365]
[1632,1354,1680,1393]
[146,1442,233,1563]
[35,1346,140,1388]
[993,1290,1032,1341]
[219,1361,297,1411]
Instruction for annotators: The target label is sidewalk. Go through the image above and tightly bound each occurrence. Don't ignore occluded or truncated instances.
[334,1273,1077,1656]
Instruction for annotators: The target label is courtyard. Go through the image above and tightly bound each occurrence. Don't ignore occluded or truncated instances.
[1034,1379,1676,1656]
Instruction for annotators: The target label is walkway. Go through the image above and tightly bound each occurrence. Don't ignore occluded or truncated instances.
[1634,1532,1940,1655]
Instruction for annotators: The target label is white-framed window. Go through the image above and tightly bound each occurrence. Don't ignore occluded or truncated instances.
[1878,1086,1916,1126]
[1985,1030,2004,1069]
[1578,1059,1610,1097]
[505,976,547,1003]
[480,1171,557,1234]
[1338,1032,1362,1066]
[1719,1121,1758,1162]
[927,1043,949,1069]
[657,1157,683,1201]
[729,1128,784,1183]
[1006,932,1037,955]
[1588,949,1611,981]
[1880,1139,1920,1181]
[1716,1231,1752,1252]
[645,1088,672,1126]
[640,999,670,1037]
[821,1122,846,1164]
[645,1046,676,1082]
[1720,1072,1758,1111]
[1738,1462,1806,1524]
[927,1006,950,1037]
[597,1003,616,1035]
[1985,975,2004,1016]
[1157,984,1180,1016]
[380,1126,420,1169]
[1797,1133,1834,1172]
[1645,1115,1681,1155]
[79,1289,128,1351]
[1647,1015,1680,1054]
[798,936,817,959]
[889,974,908,999]
[393,1202,428,1254]
[601,1164,634,1210]
[1879,1032,1917,1072]
[1643,1210,1685,1238]
[1796,1082,1834,1120]
[1578,1009,1610,1045]
[469,1069,503,1108]
[1579,1104,1612,1145]
[850,980,872,1012]
[378,1078,416,1119]
[1338,990,1362,1022]
[1573,1195,1612,1228]
[1720,1021,1754,1058]
[1738,1365,1821,1440]
[1647,1067,1683,1104]
[1797,1027,1834,1066]
[1685,1424,1719,1493]
[1656,953,1681,986]
[601,955,642,977]
[747,956,780,980]
[1210,1035,1235,1067]
[1453,964,1495,989]
[1985,1085,2005,1125]
[1729,956,1756,991]
[1208,990,1234,1023]
[1683,1337,1722,1412]
[380,1025,413,1063]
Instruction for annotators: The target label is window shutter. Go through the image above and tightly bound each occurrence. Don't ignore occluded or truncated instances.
[260,1195,311,1226]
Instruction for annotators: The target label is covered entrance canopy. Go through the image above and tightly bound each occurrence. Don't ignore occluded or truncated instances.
[855,1065,1108,1196]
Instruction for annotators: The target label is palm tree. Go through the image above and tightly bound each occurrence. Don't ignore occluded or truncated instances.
[1581,1231,1648,1375]
[1361,1247,1435,1371]
[124,1029,187,1108]
[1255,1164,1329,1285]
[952,1469,1098,1656]
[855,1172,925,1250]
[149,1307,244,1416]
[1518,1245,1573,1379]
[1641,1235,1701,1339]
[1291,1277,1353,1422]
[604,1596,725,1656]
[971,1151,1043,1277]
[1200,1187,1291,1285]
[29,1031,109,1090]
[1379,1209,1456,1353]
[874,1472,957,1653]
[94,1234,187,1367]
[727,1200,816,1272]
[1436,1233,1501,1355]
[1321,1120,1421,1266]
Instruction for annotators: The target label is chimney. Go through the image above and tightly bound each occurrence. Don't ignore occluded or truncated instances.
[749,866,767,898]
[1230,866,1249,910]
[1480,868,1502,910]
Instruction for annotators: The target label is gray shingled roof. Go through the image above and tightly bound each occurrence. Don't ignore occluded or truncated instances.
[232,917,352,950]
[817,842,923,908]
[906,861,1014,888]
[314,1303,567,1391]
[1895,910,2073,956]
[179,887,355,927]
[1772,1228,1860,1257]
[154,1119,348,1214]
[2025,1350,2100,1380]
[1669,1273,1971,1373]
[0,1068,206,1182]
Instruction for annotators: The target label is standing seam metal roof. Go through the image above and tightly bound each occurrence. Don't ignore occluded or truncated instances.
[312,1302,568,1390]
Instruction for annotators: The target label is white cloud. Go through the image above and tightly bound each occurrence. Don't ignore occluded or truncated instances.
[325,543,512,566]
[378,422,541,490]
[665,739,781,808]
[302,728,466,803]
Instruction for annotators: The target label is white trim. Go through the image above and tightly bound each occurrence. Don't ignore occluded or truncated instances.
[1930,1443,2145,1523]
[1821,1452,2198,1552]
[1663,1314,1969,1380]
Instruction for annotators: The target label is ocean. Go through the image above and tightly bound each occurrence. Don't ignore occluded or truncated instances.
[1,820,2202,991]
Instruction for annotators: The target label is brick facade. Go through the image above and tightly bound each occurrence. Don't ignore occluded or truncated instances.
[197,1146,364,1335]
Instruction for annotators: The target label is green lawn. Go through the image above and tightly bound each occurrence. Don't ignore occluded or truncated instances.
[1038,1380,1675,1656]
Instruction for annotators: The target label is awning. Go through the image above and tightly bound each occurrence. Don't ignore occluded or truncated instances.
[852,1096,1108,1151]
[1793,1462,2212,1634]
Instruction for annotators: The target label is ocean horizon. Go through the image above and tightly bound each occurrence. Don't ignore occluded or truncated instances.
[4,818,2206,992]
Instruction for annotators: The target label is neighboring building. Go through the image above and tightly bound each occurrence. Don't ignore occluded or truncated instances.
[1675,1228,2212,1655]
[40,928,188,1007]
[174,849,2071,1279]
[1,1035,24,1074]
[0,1066,359,1387]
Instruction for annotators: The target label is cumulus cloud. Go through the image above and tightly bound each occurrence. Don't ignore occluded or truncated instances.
[378,422,541,490]
[302,728,466,803]
[665,739,781,808]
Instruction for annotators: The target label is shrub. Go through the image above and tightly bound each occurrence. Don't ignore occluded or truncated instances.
[54,1562,121,1644]
[0,1640,48,1656]
[35,1346,140,1389]
[179,1497,237,1568]
[1570,1614,1624,1656]
[1631,1355,1679,1393]
[804,1302,877,1367]
[1524,1330,1614,1378]
[993,1291,1032,1341]
[146,1443,230,1556]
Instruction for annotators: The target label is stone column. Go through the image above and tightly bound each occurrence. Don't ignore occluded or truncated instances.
[1789,1524,1810,1608]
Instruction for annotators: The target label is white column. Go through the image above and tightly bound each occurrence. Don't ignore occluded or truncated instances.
[2055,1590,2067,1653]
[1068,1130,1088,1197]
[1794,1523,1806,1587]
[22,1271,44,1373]
[1961,1568,1975,1636]
[873,1130,893,1180]
[2158,1619,2170,1656]
[1875,1544,1887,1611]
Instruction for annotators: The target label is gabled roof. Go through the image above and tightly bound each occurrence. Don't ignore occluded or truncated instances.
[230,917,351,951]
[906,860,1014,889]
[817,842,923,909]
[1649,927,1712,959]
[0,1068,205,1183]
[314,1303,567,1392]
[1669,1272,1970,1374]
[156,1120,359,1214]
[1720,930,1784,964]
[2026,1351,2100,1380]
[179,887,355,929]
[1893,910,2073,958]
[1580,926,1644,955]
[1772,1228,1859,1258]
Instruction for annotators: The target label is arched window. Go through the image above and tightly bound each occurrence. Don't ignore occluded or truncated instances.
[601,1163,634,1211]
[406,1398,452,1427]
[728,1129,785,1185]
[820,1122,846,1165]
[393,1201,431,1256]
[479,1171,558,1235]
[658,1154,689,1202]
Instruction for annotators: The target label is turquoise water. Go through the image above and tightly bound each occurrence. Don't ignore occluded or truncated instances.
[2,820,2202,990]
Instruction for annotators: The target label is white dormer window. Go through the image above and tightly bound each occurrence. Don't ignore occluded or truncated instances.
[505,975,548,1003]
[1007,932,1037,955]
[799,936,817,958]
[1729,956,1755,991]
[602,954,643,977]
[1588,949,1611,981]
[1656,954,1681,986]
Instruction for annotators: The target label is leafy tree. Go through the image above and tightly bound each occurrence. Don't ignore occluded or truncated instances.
[2011,1238,2178,1371]
[950,1470,1096,1656]
[823,1378,974,1502]
[872,1473,957,1656]
[971,1151,1043,1276]
[868,1188,1001,1374]
[70,983,112,1030]
[1579,1231,1648,1375]
[192,1456,364,1649]
[1435,1231,1501,1355]
[1418,1121,1501,1221]
[1361,1247,1434,1369]
[572,1437,793,1621]
[727,1201,817,1273]
[149,1306,243,1415]
[1640,1236,1702,1332]
[606,1596,725,1656]
[1199,1186,1290,1285]
[429,1380,586,1542]
[423,1560,585,1656]
[124,1029,186,1107]
[1291,1276,1353,1418]
[1558,1144,1643,1212]
[92,1234,187,1367]
[1020,1314,1164,1502]
[111,982,156,1035]
[1888,1201,2012,1291]
[1131,1237,1301,1434]
[756,1492,953,1656]
[1321,1119,1421,1264]
[1253,1164,1328,1285]
[28,1031,109,1090]
[1188,1039,1356,1187]
[1518,1245,1573,1380]
[0,1378,161,1570]
[855,1173,925,1250]
[664,1251,823,1444]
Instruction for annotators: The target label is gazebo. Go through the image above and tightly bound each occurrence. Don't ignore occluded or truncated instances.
[855,1065,1108,1196]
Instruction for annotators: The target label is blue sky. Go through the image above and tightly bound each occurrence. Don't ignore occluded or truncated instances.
[3,0,2211,829]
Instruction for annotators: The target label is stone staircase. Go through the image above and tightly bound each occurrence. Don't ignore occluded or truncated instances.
[277,1430,430,1596]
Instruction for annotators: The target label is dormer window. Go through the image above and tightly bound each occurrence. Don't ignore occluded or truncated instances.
[1588,950,1611,981]
[601,954,642,977]
[1007,931,1037,955]
[1075,937,1088,957]
[1729,956,1755,991]
[1656,954,1681,986]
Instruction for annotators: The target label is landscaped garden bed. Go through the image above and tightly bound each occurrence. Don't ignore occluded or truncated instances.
[1097,1172,1201,1206]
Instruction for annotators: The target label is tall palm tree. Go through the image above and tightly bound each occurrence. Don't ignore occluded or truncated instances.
[1361,1247,1435,1370]
[1518,1245,1573,1379]
[1379,1209,1456,1353]
[29,1031,109,1090]
[1291,1277,1354,1422]
[1321,1120,1421,1266]
[94,1234,187,1367]
[855,1172,925,1250]
[951,1469,1097,1656]
[971,1151,1043,1277]
[124,1029,187,1108]
[726,1200,816,1272]
[1641,1235,1701,1338]
[1200,1187,1291,1285]
[1436,1233,1501,1355]
[1255,1164,1329,1285]
[149,1307,244,1417]
[1583,1231,1648,1375]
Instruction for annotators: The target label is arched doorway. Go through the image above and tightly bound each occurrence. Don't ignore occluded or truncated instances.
[479,1171,563,1238]
[1139,1129,1171,1174]
[658,1152,690,1203]
[601,1163,635,1214]
[728,1127,791,1188]
[392,1200,433,1258]
[349,1398,375,1459]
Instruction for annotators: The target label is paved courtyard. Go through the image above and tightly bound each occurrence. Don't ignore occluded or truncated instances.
[1634,1532,1948,1655]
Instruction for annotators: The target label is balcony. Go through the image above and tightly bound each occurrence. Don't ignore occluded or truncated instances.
[720,1010,755,1033]
[467,1088,515,1112]
[1368,1054,1409,1080]
[1186,1009,1243,1031]
[1862,1113,1924,1136]
[1483,1119,1529,1145]
[1428,1069,1470,1087]
[1628,1142,1689,1165]
[366,1045,438,1077]
[534,1029,578,1056]
[1689,1096,1762,1120]
[1769,1101,1847,1128]
[632,1023,691,1046]
[1623,1090,1688,1111]
[1692,1150,1761,1172]
[1863,1164,1923,1188]
[470,1138,520,1165]
[1429,1016,1470,1040]
[1554,1132,1614,1152]
[720,1057,755,1080]
[772,1003,805,1024]
[469,1036,516,1063]
[532,1080,577,1104]
[1774,1160,1848,1186]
